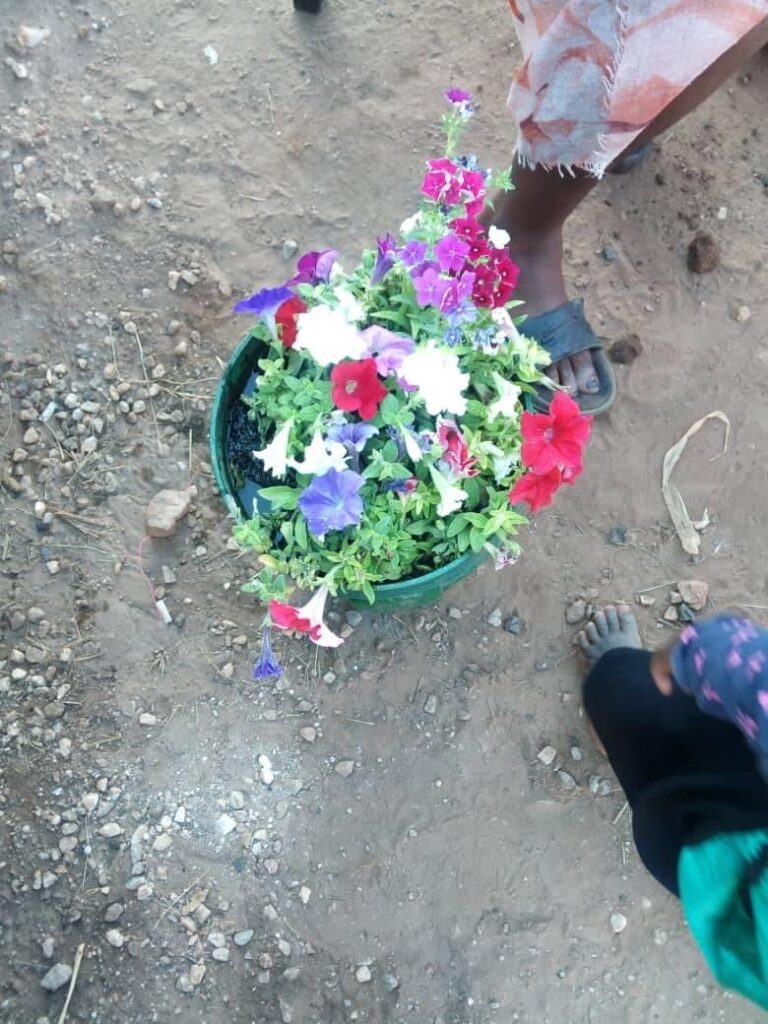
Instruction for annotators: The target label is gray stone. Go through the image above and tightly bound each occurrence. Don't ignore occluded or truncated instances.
[145,487,193,539]
[40,963,72,992]
[234,929,254,947]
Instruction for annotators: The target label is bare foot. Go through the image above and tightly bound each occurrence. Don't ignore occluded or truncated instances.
[576,605,642,664]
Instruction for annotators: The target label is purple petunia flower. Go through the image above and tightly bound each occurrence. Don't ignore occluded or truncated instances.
[400,240,428,269]
[434,233,470,275]
[298,468,365,538]
[444,87,472,105]
[252,625,283,680]
[413,267,451,310]
[371,233,397,285]
[233,285,293,316]
[360,325,415,377]
[288,249,339,286]
[327,421,379,453]
[437,270,476,316]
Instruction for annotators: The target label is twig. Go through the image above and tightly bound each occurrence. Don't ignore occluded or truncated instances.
[636,581,679,595]
[132,327,162,452]
[332,712,375,726]
[265,84,276,129]
[153,868,211,930]
[612,800,629,826]
[57,942,85,1024]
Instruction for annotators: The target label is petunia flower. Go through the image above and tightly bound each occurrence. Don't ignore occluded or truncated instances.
[288,249,338,286]
[288,430,348,476]
[269,584,344,648]
[421,157,461,204]
[233,285,294,317]
[326,421,379,453]
[400,212,422,235]
[508,467,563,513]
[333,287,366,324]
[437,419,478,477]
[487,372,521,422]
[428,464,468,517]
[444,87,473,106]
[294,306,366,366]
[488,226,511,250]
[360,326,415,376]
[520,392,592,474]
[434,233,470,275]
[330,359,388,421]
[400,240,428,268]
[401,427,425,464]
[438,270,476,316]
[371,233,397,284]
[252,625,283,680]
[399,342,469,417]
[298,468,365,539]
[253,419,294,480]
[413,267,452,310]
[274,296,307,348]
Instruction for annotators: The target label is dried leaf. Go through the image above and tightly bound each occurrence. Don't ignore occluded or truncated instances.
[661,412,730,555]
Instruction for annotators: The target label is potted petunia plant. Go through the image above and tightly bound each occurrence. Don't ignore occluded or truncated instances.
[209,89,592,677]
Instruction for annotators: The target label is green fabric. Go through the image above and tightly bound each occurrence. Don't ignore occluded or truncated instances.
[679,829,768,1011]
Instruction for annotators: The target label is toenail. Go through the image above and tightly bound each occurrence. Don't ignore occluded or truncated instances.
[586,377,599,392]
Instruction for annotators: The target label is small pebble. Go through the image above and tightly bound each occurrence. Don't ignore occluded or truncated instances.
[487,607,502,628]
[139,712,157,726]
[216,814,237,837]
[234,930,254,947]
[423,694,438,715]
[299,727,316,743]
[334,760,354,778]
[345,610,362,628]
[565,599,586,625]
[557,770,577,792]
[610,912,628,935]
[105,929,125,949]
[503,615,523,636]
[355,965,372,984]
[40,963,72,992]
[537,746,557,767]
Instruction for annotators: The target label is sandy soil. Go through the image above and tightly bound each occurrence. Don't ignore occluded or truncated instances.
[2,2,768,1022]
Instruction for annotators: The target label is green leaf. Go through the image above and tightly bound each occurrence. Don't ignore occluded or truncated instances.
[258,486,300,510]
[446,515,467,538]
[469,527,485,553]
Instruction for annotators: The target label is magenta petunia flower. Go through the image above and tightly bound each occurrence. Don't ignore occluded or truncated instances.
[434,233,470,275]
[413,267,451,309]
[288,249,338,286]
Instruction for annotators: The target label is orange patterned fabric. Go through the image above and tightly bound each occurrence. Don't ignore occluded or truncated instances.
[507,0,768,175]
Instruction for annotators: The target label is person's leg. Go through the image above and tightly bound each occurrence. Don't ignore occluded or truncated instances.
[493,16,768,399]
[579,607,768,893]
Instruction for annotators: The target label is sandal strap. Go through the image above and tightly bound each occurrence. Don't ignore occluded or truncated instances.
[522,298,603,363]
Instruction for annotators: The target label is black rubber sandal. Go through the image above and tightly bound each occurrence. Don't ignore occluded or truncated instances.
[522,298,617,415]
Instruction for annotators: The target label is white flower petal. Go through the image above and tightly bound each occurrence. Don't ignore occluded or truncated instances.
[400,212,421,235]
[399,342,468,417]
[333,287,366,324]
[487,372,521,423]
[401,428,423,464]
[488,225,511,249]
[253,419,293,480]
[288,431,348,476]
[297,584,344,648]
[294,306,366,366]
[428,465,467,518]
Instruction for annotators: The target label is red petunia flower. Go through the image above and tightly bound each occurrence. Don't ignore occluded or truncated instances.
[491,252,520,290]
[471,263,496,307]
[274,297,307,348]
[330,358,388,421]
[437,420,478,477]
[507,467,563,513]
[520,392,592,474]
[450,216,483,241]
[269,599,321,641]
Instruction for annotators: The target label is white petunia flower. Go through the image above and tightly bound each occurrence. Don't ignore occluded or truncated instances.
[399,342,469,417]
[401,427,424,464]
[294,306,366,366]
[288,430,348,476]
[333,287,366,324]
[488,371,521,423]
[400,212,422,235]
[428,464,468,517]
[253,419,294,480]
[488,225,511,249]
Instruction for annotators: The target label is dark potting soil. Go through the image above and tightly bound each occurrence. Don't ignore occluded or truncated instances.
[226,388,278,516]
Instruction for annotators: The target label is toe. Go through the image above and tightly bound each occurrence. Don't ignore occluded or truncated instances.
[576,630,591,654]
[585,622,600,644]
[617,604,638,632]
[593,610,609,637]
[558,358,579,397]
[604,606,620,632]
[572,350,600,396]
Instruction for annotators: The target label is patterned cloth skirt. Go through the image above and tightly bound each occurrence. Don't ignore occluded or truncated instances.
[507,0,768,175]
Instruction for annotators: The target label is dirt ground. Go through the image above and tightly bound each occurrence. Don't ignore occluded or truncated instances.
[2,2,768,1022]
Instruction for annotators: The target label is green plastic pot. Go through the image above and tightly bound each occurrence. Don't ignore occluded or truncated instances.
[209,331,491,611]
